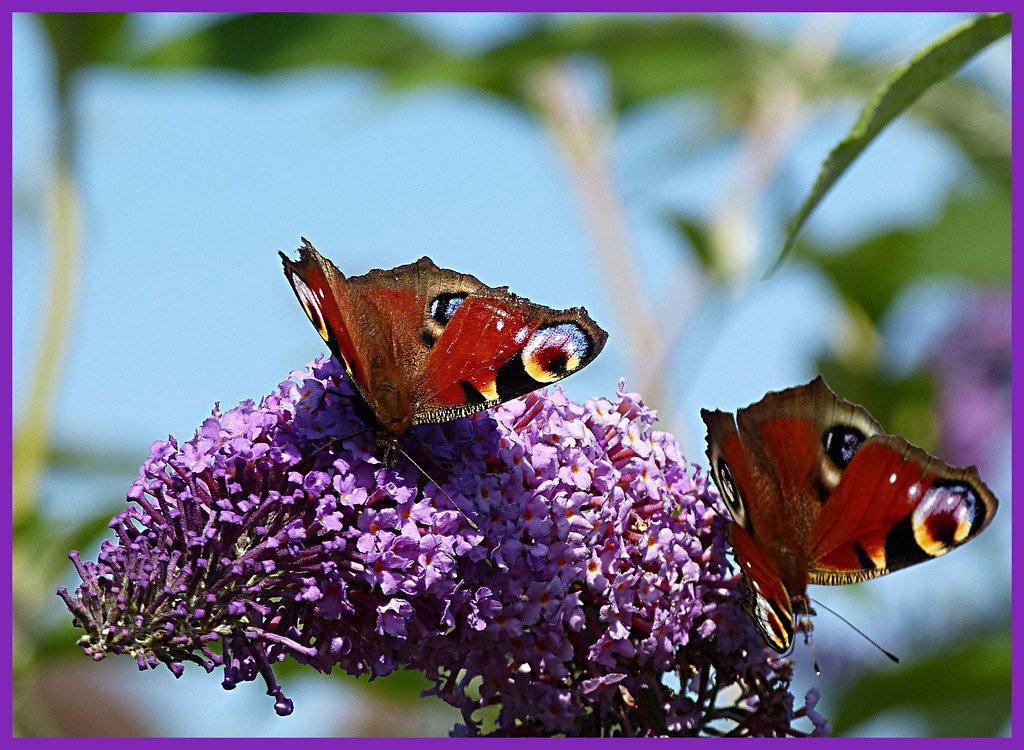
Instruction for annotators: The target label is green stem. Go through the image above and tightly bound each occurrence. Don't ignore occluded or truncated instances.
[12,90,80,526]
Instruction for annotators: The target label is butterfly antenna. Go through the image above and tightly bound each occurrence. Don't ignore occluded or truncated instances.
[396,444,481,533]
[325,385,354,403]
[307,428,372,456]
[806,621,821,676]
[810,596,901,665]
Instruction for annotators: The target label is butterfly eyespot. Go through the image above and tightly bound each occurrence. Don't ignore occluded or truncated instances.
[424,292,468,345]
[429,293,467,325]
[911,480,979,556]
[822,425,867,469]
[714,458,748,528]
[521,323,591,384]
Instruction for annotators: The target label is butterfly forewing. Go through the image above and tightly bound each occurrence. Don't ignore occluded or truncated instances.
[736,377,885,545]
[701,408,769,532]
[280,240,373,394]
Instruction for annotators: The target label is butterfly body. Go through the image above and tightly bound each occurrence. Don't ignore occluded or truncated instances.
[281,239,608,465]
[702,377,998,652]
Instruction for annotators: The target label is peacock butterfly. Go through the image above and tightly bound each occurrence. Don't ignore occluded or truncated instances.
[281,238,608,465]
[701,377,998,654]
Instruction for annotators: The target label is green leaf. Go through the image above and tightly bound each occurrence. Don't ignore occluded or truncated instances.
[453,16,762,111]
[670,215,717,276]
[811,59,1010,192]
[48,442,144,476]
[800,188,1010,325]
[134,13,451,76]
[37,13,131,91]
[772,12,1011,275]
[913,79,1011,190]
[830,624,1010,737]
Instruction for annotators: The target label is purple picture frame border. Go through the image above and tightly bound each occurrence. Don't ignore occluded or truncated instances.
[3,3,1021,13]
[1,5,1016,745]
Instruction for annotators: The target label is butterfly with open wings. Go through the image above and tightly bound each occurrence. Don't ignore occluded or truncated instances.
[701,377,998,654]
[281,239,608,466]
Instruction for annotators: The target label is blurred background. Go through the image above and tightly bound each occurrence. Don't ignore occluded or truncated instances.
[11,12,1010,737]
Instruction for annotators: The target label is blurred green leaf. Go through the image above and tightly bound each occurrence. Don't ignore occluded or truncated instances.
[441,16,764,110]
[32,620,86,664]
[831,624,1010,737]
[135,14,770,111]
[816,358,937,450]
[38,13,131,90]
[14,506,116,591]
[275,659,432,702]
[135,13,451,76]
[348,668,435,700]
[128,13,1010,192]
[49,442,144,476]
[670,215,718,277]
[773,12,1010,274]
[800,188,1010,325]
[913,81,1011,190]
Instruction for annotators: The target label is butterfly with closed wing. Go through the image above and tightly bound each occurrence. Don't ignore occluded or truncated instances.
[701,377,998,657]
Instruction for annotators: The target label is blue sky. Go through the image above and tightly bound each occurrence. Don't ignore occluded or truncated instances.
[12,12,1011,736]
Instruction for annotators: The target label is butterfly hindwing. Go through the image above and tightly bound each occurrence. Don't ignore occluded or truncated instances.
[807,434,998,584]
[415,293,607,424]
[731,523,795,652]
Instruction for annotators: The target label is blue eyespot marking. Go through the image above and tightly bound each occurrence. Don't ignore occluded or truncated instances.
[430,293,466,325]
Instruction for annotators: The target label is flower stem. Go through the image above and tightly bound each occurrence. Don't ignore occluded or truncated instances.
[13,89,81,525]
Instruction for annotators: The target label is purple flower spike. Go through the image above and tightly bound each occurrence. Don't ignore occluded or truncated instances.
[929,291,1011,475]
[59,357,823,736]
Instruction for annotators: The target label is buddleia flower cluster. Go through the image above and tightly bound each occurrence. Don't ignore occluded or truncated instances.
[929,291,1011,476]
[59,356,828,736]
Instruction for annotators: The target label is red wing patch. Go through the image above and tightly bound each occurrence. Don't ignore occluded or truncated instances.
[809,437,997,575]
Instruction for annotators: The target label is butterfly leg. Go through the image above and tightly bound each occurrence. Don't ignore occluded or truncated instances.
[375,436,400,468]
[792,596,821,675]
